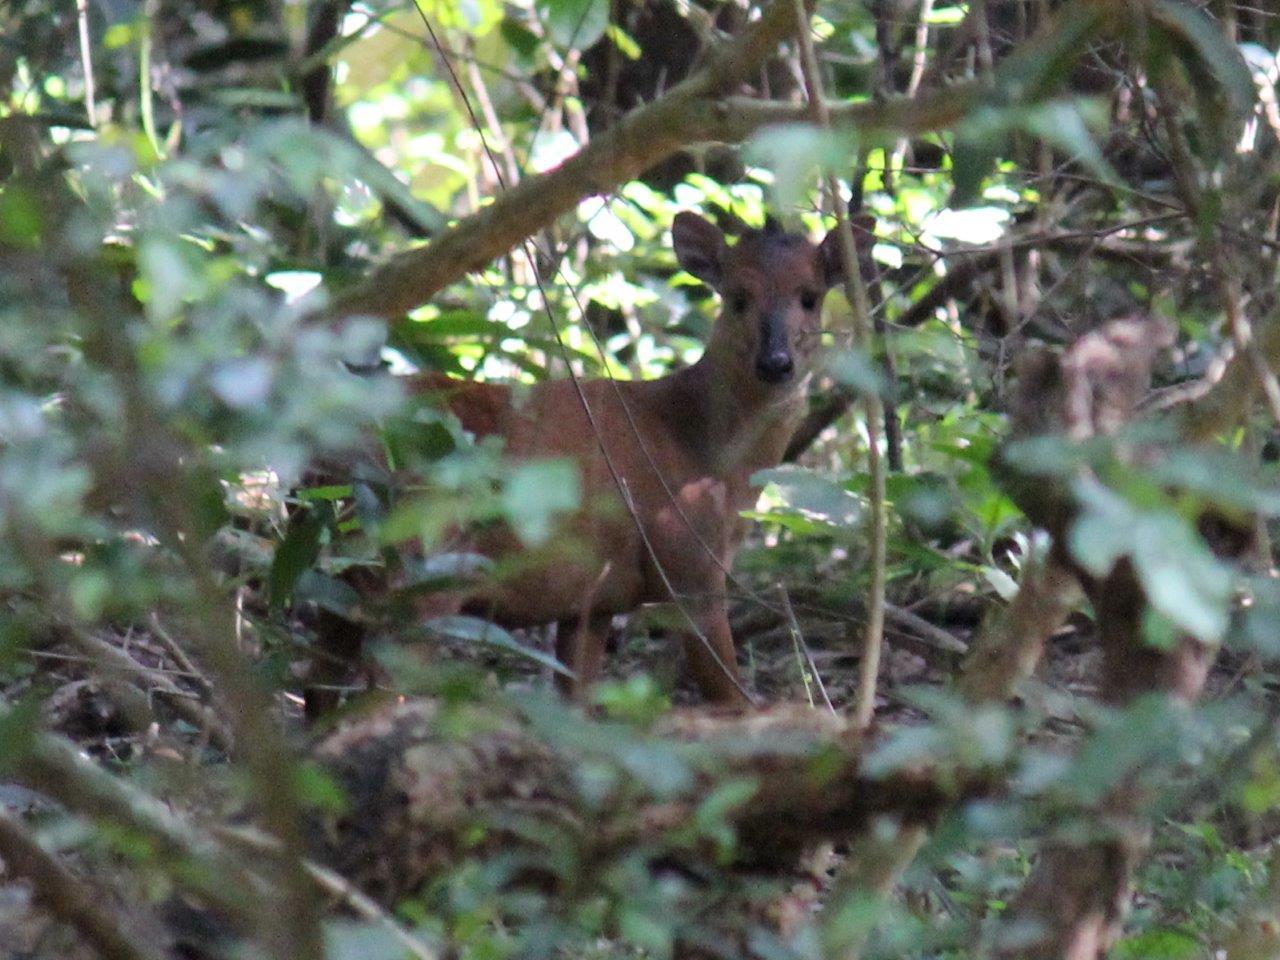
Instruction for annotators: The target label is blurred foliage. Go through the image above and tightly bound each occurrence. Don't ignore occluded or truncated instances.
[5,0,1280,958]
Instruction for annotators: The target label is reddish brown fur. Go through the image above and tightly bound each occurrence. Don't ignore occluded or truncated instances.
[306,213,873,715]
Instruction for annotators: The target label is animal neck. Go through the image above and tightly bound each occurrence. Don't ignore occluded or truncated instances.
[689,336,807,476]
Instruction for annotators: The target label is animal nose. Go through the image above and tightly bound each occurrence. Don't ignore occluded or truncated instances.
[755,350,794,384]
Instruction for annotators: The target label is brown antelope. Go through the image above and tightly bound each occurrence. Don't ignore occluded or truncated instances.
[305,211,874,716]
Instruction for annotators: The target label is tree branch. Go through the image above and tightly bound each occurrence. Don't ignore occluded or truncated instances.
[0,811,168,960]
[319,11,983,327]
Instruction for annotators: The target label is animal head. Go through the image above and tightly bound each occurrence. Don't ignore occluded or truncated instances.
[672,211,876,388]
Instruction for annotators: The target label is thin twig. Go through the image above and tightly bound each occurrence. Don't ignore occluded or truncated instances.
[780,585,835,714]
[74,0,97,127]
[6,704,261,919]
[462,41,520,187]
[59,623,233,753]
[0,810,168,960]
[889,0,935,173]
[791,0,888,731]
[149,612,213,695]
[1155,81,1280,426]
[215,825,440,960]
[884,602,969,654]
[139,1,162,158]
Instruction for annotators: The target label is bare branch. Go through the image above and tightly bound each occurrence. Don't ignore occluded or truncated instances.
[0,810,168,960]
[320,8,984,327]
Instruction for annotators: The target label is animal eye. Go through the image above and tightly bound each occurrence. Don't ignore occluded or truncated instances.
[800,291,819,311]
[731,291,751,313]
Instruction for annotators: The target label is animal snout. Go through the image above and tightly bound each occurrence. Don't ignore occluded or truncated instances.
[755,349,794,383]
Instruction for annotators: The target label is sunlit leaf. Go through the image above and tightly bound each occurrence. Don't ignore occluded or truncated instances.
[503,459,581,546]
[753,465,863,530]
[540,0,609,49]
[1069,480,1233,643]
[745,124,851,210]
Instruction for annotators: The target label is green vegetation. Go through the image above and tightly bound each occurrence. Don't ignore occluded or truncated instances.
[3,1,1280,959]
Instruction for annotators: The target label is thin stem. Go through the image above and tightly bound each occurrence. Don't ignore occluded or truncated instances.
[889,0,935,173]
[791,0,887,732]
[0,811,169,960]
[139,2,162,158]
[74,0,97,127]
[1155,80,1280,427]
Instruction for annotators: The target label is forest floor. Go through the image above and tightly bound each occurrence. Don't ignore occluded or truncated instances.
[0,567,1260,959]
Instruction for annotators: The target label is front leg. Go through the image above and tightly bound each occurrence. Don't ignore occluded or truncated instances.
[680,595,752,706]
[646,478,754,706]
[555,613,612,701]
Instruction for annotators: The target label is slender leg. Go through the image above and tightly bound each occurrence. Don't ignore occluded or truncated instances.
[555,614,612,701]
[304,609,364,721]
[681,605,751,706]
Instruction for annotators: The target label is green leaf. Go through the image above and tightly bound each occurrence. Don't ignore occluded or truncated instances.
[421,615,572,675]
[824,348,885,396]
[1239,577,1280,659]
[1152,0,1256,115]
[692,778,756,855]
[1068,696,1187,803]
[344,142,446,234]
[1020,99,1119,189]
[293,761,348,814]
[753,465,863,530]
[411,310,496,339]
[210,357,274,409]
[270,503,333,611]
[297,484,353,502]
[189,467,231,544]
[0,185,43,248]
[0,699,41,772]
[745,124,852,210]
[503,459,581,546]
[401,551,493,591]
[617,907,673,955]
[950,130,1002,207]
[604,24,642,60]
[992,4,1105,102]
[323,920,428,960]
[1068,480,1233,643]
[415,0,503,34]
[204,87,303,110]
[890,472,957,534]
[294,570,361,619]
[1112,928,1200,960]
[500,18,541,61]
[540,0,609,49]
[1151,448,1280,517]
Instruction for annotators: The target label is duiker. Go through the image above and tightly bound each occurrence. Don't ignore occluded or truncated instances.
[305,212,874,715]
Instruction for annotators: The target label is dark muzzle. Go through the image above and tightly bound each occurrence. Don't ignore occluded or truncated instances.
[755,349,794,383]
[755,315,794,384]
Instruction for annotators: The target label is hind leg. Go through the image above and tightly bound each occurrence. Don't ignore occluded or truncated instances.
[680,600,751,707]
[555,614,612,701]
[304,608,365,721]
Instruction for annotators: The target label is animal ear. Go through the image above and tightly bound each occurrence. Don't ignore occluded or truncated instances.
[672,212,726,287]
[818,215,878,288]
